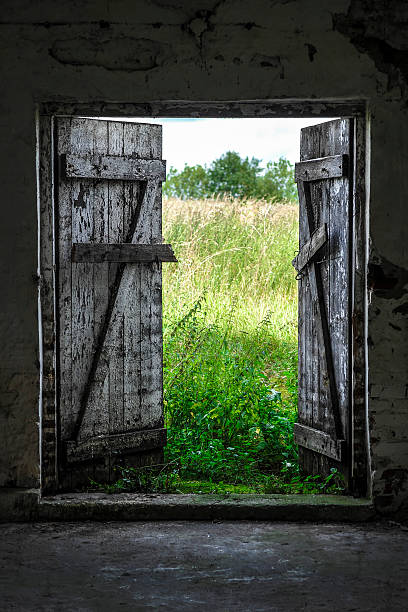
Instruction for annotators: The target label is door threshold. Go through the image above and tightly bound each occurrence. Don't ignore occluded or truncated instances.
[0,488,375,522]
[32,492,374,522]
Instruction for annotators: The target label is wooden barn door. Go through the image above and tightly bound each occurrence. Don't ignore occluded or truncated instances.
[292,119,353,487]
[56,117,176,489]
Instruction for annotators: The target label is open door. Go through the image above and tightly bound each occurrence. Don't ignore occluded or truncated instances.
[56,117,176,489]
[292,118,353,488]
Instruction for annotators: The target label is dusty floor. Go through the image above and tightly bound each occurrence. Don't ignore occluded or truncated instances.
[0,521,407,611]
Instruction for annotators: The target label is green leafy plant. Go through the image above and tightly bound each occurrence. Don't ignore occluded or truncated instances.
[90,463,180,494]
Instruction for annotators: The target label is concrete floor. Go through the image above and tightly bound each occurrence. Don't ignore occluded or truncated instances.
[1,521,407,611]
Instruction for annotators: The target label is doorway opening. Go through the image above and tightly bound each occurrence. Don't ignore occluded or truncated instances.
[146,117,331,496]
[38,101,369,500]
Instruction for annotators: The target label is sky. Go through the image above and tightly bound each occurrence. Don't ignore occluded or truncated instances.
[125,117,336,171]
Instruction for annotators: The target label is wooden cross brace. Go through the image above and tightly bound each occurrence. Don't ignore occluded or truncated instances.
[292,223,327,276]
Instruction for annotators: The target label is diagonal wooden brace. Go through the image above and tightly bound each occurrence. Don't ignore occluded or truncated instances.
[292,223,327,274]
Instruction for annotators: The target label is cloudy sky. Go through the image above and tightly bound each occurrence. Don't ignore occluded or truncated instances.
[128,117,335,171]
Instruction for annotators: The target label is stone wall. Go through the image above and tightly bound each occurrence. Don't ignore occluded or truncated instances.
[0,0,407,516]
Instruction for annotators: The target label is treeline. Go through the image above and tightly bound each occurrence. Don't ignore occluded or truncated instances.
[163,151,298,202]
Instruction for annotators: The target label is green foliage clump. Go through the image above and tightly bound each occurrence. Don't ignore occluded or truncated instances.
[163,297,298,487]
[90,464,179,495]
[256,158,299,202]
[163,152,297,202]
[164,164,209,200]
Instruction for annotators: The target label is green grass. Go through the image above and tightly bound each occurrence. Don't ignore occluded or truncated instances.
[91,196,345,495]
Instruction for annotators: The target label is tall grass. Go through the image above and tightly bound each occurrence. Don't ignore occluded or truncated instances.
[162,197,301,491]
[163,196,298,333]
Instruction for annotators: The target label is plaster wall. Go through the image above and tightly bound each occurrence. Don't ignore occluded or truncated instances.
[0,0,407,516]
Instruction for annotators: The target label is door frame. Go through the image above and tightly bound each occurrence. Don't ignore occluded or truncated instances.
[37,100,369,496]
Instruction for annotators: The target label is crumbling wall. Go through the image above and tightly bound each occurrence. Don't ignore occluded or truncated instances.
[0,0,407,516]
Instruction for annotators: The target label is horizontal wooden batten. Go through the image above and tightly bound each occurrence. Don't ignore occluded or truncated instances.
[292,224,328,273]
[72,243,177,263]
[62,153,167,181]
[64,428,167,465]
[295,154,348,182]
[294,423,345,461]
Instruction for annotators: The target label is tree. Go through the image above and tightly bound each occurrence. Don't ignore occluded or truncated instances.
[206,151,261,199]
[163,164,209,199]
[255,157,298,201]
[163,151,297,202]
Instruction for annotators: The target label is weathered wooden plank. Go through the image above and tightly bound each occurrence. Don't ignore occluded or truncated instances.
[294,423,345,461]
[315,179,331,441]
[295,154,348,182]
[87,119,111,442]
[106,120,126,437]
[65,428,167,465]
[350,117,369,495]
[72,243,178,263]
[327,120,351,457]
[292,224,327,273]
[70,120,103,482]
[63,153,166,182]
[122,123,144,431]
[123,125,143,432]
[297,119,351,481]
[57,118,74,449]
[39,115,58,493]
[42,100,367,120]
[58,117,104,487]
[139,124,162,431]
[56,118,74,491]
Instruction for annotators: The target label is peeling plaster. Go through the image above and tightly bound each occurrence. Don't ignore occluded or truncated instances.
[373,468,408,515]
[333,0,408,94]
[305,43,317,63]
[49,36,170,71]
[250,54,284,78]
[368,257,408,300]
[182,4,221,53]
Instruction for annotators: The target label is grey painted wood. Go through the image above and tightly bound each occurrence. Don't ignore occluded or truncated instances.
[65,428,167,465]
[64,153,166,181]
[293,424,345,462]
[298,181,344,441]
[71,243,177,263]
[38,115,58,493]
[294,154,348,182]
[42,100,367,119]
[350,118,369,496]
[297,119,352,483]
[292,224,327,273]
[56,117,168,486]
